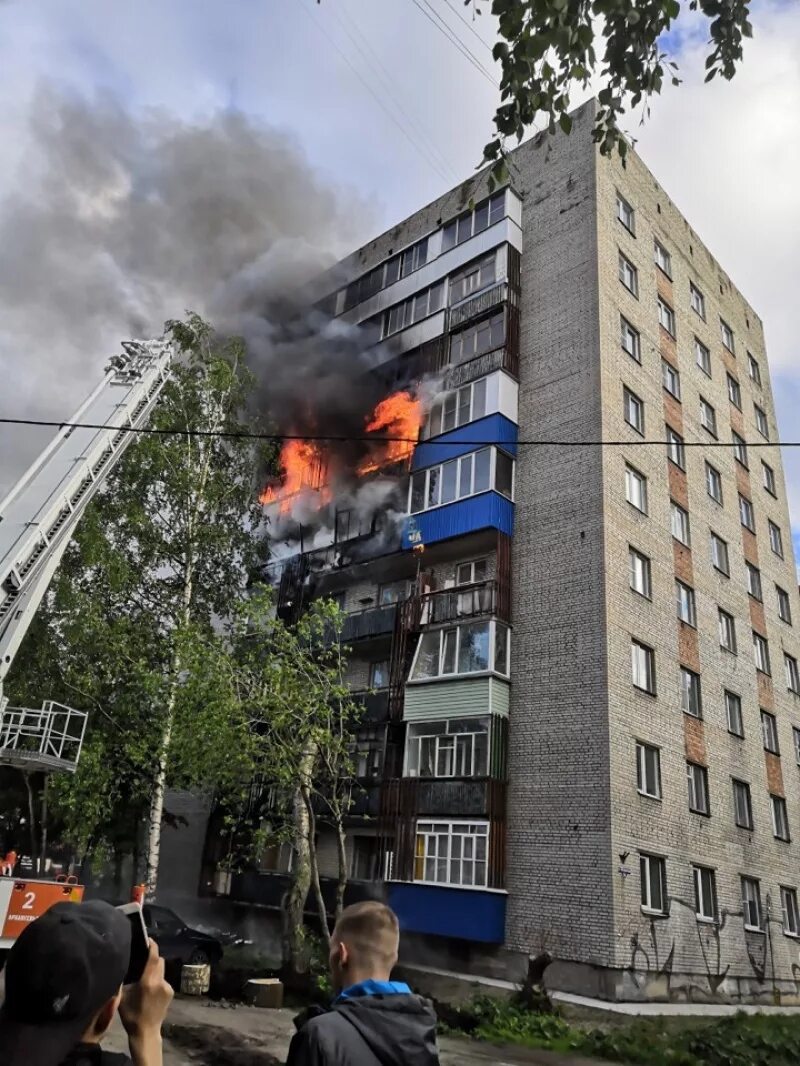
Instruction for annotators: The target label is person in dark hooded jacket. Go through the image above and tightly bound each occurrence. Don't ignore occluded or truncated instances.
[286,900,440,1066]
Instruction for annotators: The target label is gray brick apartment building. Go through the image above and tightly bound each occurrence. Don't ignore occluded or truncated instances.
[200,98,800,1002]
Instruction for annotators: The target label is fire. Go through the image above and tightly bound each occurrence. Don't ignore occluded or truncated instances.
[259,438,330,514]
[357,390,423,475]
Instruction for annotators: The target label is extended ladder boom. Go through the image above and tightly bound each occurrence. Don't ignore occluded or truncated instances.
[0,339,173,712]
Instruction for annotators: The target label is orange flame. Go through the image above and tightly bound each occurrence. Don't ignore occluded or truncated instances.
[259,439,331,514]
[357,390,423,475]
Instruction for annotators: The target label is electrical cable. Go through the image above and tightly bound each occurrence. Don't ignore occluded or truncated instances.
[438,0,495,57]
[406,0,499,88]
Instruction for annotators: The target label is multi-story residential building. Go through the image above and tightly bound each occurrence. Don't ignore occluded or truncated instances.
[201,99,800,1002]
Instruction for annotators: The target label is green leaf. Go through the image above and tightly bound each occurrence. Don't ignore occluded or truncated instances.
[559,112,573,134]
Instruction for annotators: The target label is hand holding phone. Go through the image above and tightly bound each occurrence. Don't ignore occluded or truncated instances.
[117,902,151,985]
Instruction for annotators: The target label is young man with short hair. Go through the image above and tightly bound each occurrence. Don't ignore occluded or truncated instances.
[0,899,173,1066]
[287,900,440,1065]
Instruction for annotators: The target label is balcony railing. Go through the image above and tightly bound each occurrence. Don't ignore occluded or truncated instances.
[342,603,398,643]
[381,776,505,819]
[418,580,500,626]
[351,689,391,722]
[225,871,382,909]
[449,281,510,329]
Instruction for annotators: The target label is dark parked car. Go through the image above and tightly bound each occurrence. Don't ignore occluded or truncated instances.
[142,904,223,967]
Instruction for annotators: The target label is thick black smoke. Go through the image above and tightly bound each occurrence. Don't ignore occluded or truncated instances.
[0,84,390,499]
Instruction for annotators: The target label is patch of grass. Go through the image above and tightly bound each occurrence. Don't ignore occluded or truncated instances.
[449,996,800,1066]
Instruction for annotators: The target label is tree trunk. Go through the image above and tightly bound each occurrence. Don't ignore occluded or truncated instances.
[333,806,348,926]
[144,683,176,897]
[283,745,316,975]
[305,792,330,952]
[22,772,39,875]
[39,775,48,876]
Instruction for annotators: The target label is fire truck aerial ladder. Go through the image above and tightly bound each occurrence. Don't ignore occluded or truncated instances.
[0,338,173,777]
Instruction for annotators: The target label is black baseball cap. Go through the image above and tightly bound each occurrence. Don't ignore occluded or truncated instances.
[0,899,131,1066]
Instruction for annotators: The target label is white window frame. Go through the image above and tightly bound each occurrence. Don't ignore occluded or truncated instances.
[694,865,718,922]
[747,562,763,602]
[448,252,498,306]
[741,876,762,931]
[786,653,800,696]
[640,853,668,915]
[687,762,710,815]
[636,741,661,799]
[719,608,737,654]
[662,359,681,399]
[776,586,792,625]
[409,619,510,681]
[623,386,645,435]
[733,780,754,830]
[676,580,697,627]
[414,820,489,888]
[448,312,505,371]
[781,887,800,937]
[754,404,769,440]
[620,315,641,361]
[726,690,744,737]
[753,631,771,675]
[681,666,702,718]
[761,710,779,754]
[721,318,735,353]
[706,462,723,505]
[768,520,784,558]
[658,297,676,337]
[690,282,706,320]
[695,337,711,376]
[667,426,685,469]
[739,494,755,532]
[441,191,506,252]
[772,794,790,842]
[699,396,717,437]
[382,280,444,338]
[629,546,652,599]
[625,464,648,514]
[654,239,671,277]
[617,193,635,233]
[748,353,762,386]
[422,374,492,440]
[794,727,800,766]
[408,447,514,514]
[632,639,656,695]
[405,717,490,779]
[619,251,638,296]
[727,373,742,409]
[671,501,691,546]
[710,532,729,576]
[762,461,776,497]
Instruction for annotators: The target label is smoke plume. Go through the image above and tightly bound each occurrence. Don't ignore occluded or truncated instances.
[0,84,393,501]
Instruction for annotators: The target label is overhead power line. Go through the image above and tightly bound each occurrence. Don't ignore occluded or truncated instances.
[0,416,796,450]
[407,0,499,89]
[439,0,495,57]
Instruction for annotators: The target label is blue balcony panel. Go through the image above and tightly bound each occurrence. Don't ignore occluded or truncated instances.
[411,413,518,471]
[402,492,513,550]
[388,882,506,943]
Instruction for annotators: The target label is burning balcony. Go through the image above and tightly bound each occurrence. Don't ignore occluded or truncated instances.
[341,603,398,644]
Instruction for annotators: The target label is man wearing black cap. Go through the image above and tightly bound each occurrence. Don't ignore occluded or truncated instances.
[0,899,173,1066]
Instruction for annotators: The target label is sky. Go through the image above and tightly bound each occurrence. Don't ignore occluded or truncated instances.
[0,0,797,567]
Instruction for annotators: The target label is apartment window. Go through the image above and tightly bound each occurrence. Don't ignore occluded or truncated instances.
[690,282,706,319]
[629,547,652,599]
[777,586,792,625]
[739,494,755,532]
[732,430,748,468]
[741,876,763,930]
[710,532,729,575]
[671,501,691,546]
[699,397,717,437]
[753,631,771,675]
[747,561,763,601]
[617,193,635,233]
[681,667,702,718]
[351,728,385,781]
[781,887,800,937]
[369,660,390,690]
[408,447,511,514]
[625,464,648,514]
[410,620,510,680]
[726,690,744,737]
[772,795,791,842]
[632,639,656,695]
[414,820,488,887]
[719,608,737,654]
[768,520,784,558]
[687,762,710,815]
[620,315,641,361]
[748,352,762,386]
[721,318,735,353]
[379,580,410,606]
[456,558,488,587]
[760,710,780,755]
[636,742,662,799]
[448,312,505,369]
[662,359,681,399]
[640,853,668,914]
[448,253,497,305]
[350,836,380,881]
[658,297,676,337]
[727,373,742,409]
[754,404,769,440]
[623,387,645,435]
[666,426,685,469]
[423,375,490,439]
[695,337,711,376]
[654,239,672,277]
[733,779,753,829]
[786,653,800,695]
[619,252,639,296]
[441,190,506,251]
[405,717,489,778]
[706,462,723,504]
[762,461,777,496]
[676,581,697,627]
[383,280,444,337]
[794,727,800,765]
[694,866,718,921]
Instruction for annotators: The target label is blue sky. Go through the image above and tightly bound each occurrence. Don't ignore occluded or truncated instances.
[0,0,797,568]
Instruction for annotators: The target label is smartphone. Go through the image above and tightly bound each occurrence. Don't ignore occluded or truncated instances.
[117,902,150,985]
